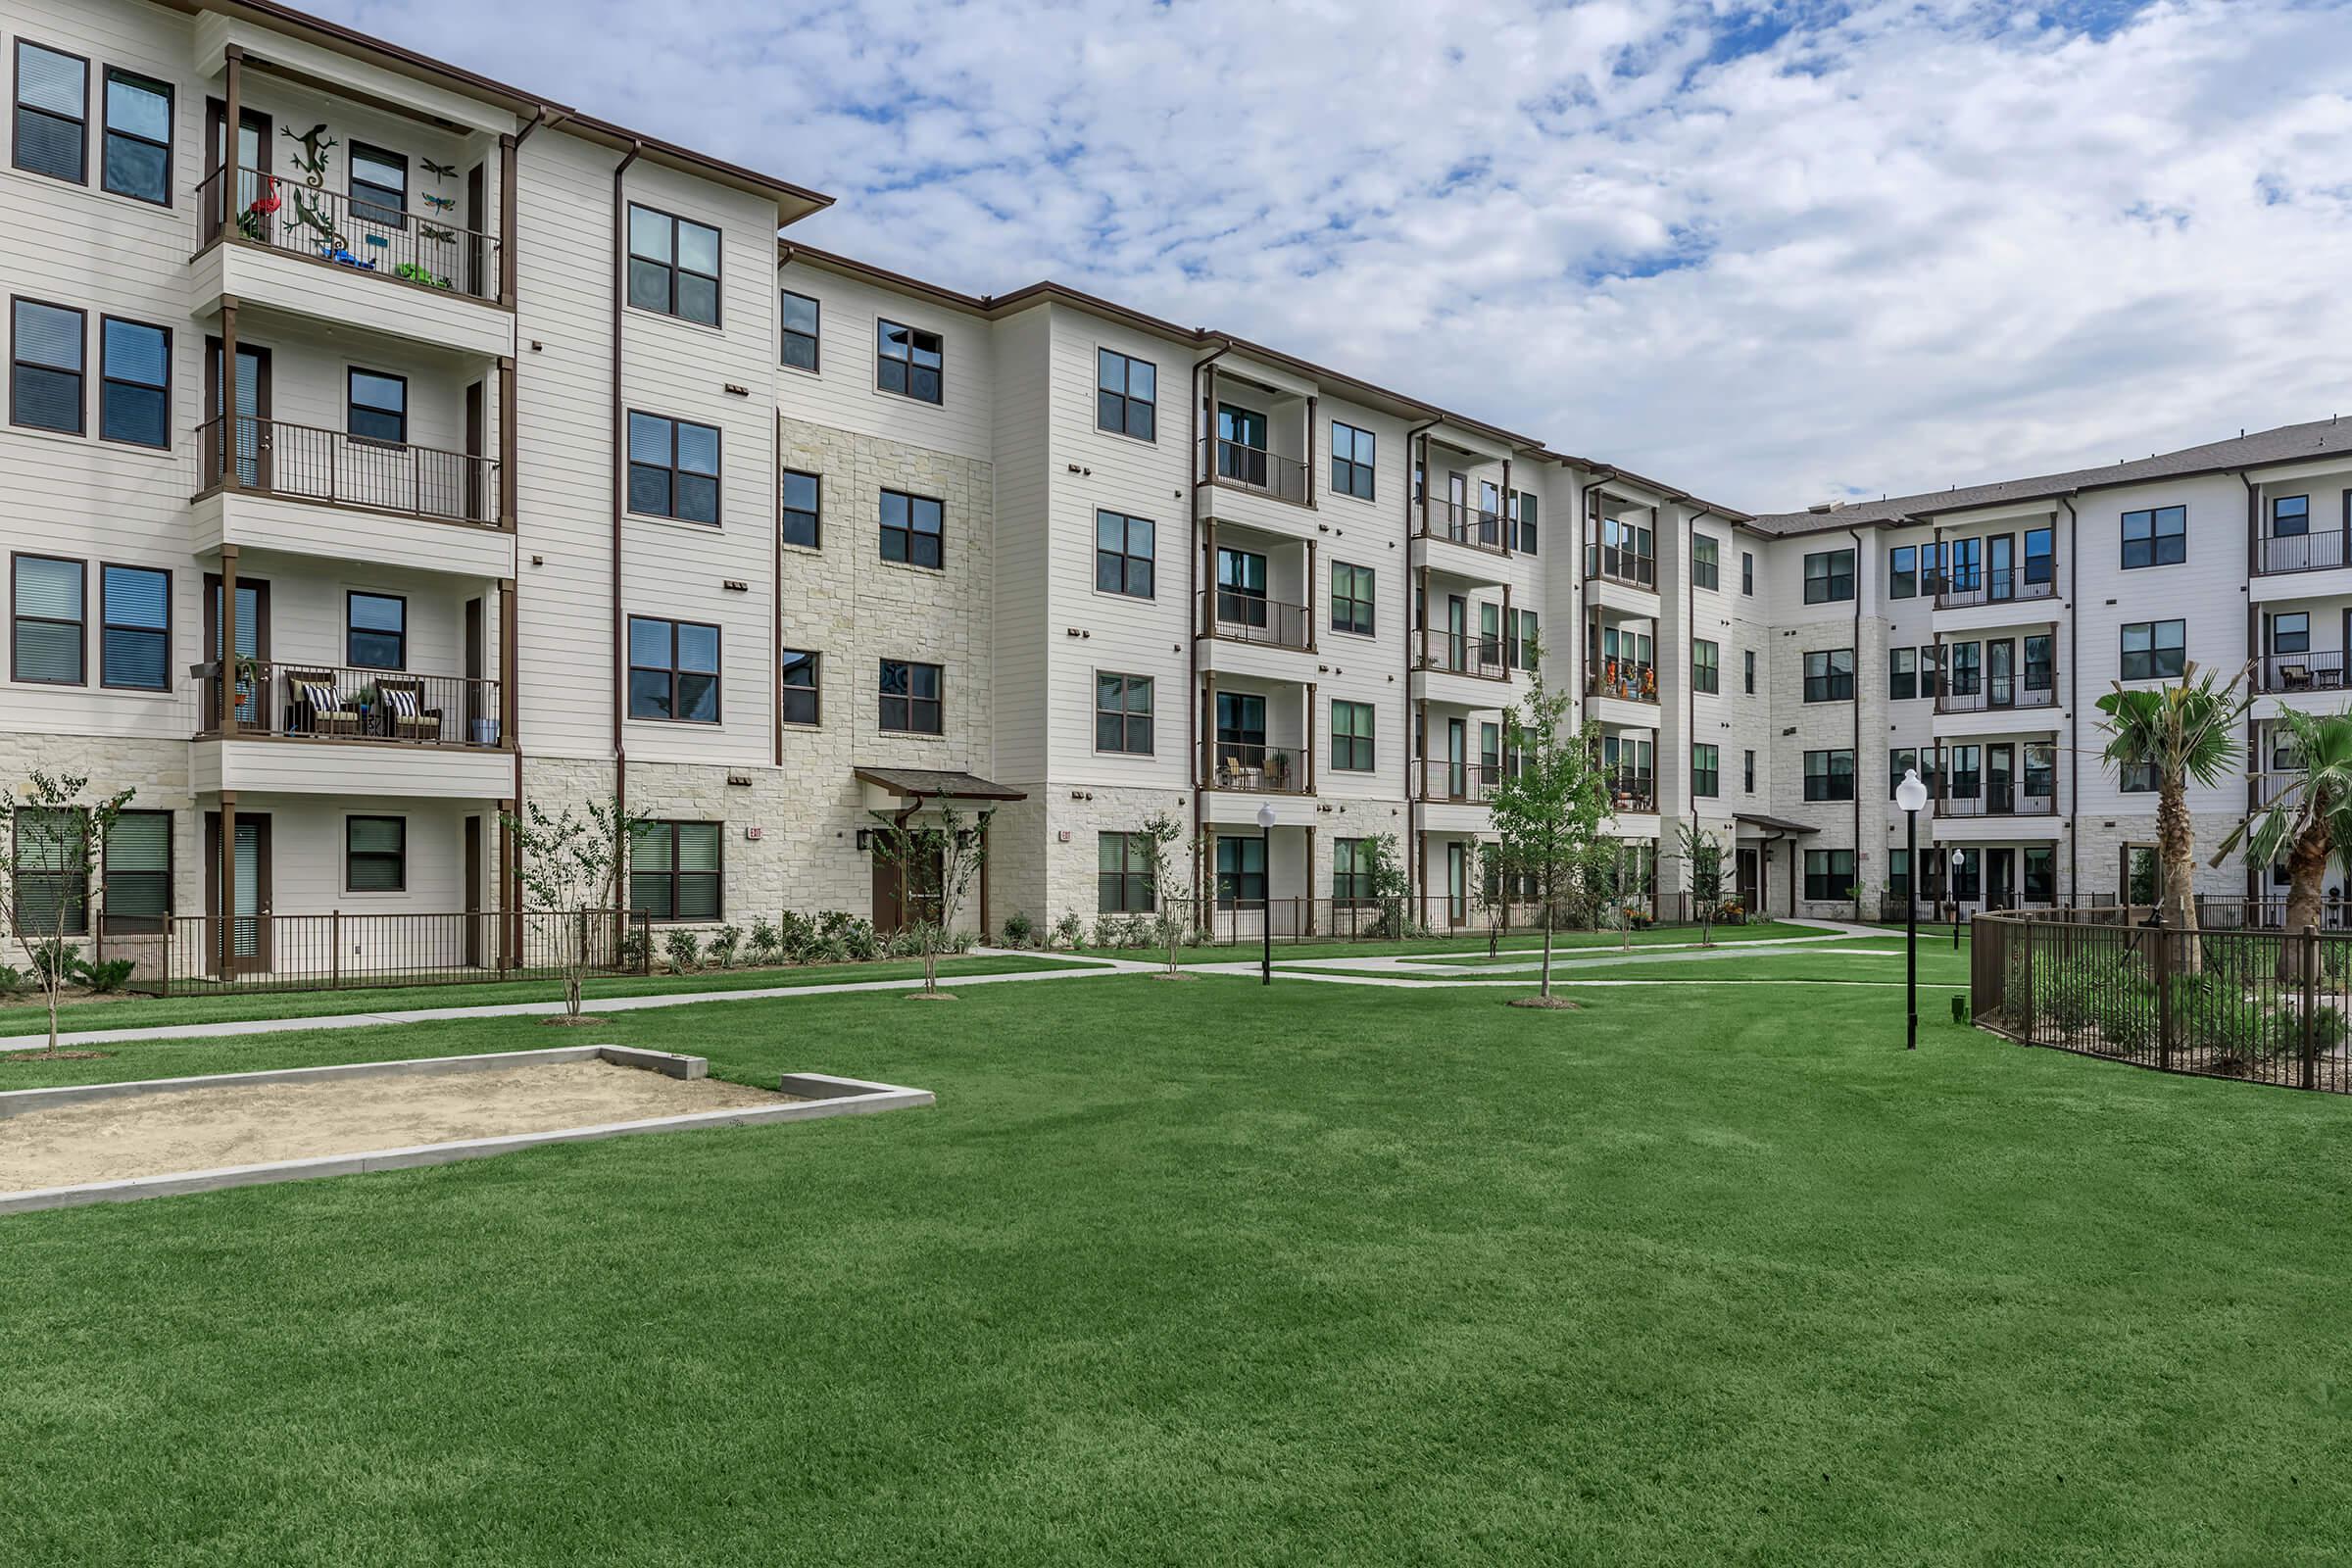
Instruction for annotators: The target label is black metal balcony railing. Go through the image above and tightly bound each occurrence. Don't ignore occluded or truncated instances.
[1418,760,1502,804]
[1936,565,2058,609]
[1586,661,1659,704]
[1586,544,1656,591]
[196,416,500,527]
[1204,740,1311,795]
[198,164,500,299]
[194,660,503,748]
[1606,768,1656,813]
[1200,436,1311,507]
[1413,632,1509,681]
[1201,588,1313,652]
[1935,784,2058,818]
[2256,530,2352,576]
[1935,675,2059,714]
[1419,502,1508,556]
[2254,650,2351,694]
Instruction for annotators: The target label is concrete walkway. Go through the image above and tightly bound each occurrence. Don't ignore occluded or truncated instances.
[1213,918,1888,980]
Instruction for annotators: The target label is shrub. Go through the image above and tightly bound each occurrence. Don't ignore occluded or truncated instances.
[746,916,783,967]
[0,964,28,999]
[777,910,818,963]
[1051,912,1083,951]
[615,930,649,971]
[1002,911,1035,950]
[74,957,135,994]
[27,941,74,990]
[947,928,974,956]
[662,929,702,974]
[707,925,743,970]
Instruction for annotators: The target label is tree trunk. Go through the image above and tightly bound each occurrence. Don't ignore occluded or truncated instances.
[1541,902,1554,999]
[564,971,582,1018]
[924,942,938,995]
[2279,817,2331,980]
[2157,774,2201,975]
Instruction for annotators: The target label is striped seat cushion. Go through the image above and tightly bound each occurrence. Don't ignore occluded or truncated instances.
[381,686,420,718]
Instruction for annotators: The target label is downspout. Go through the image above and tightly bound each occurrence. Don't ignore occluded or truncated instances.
[610,140,642,814]
[501,105,547,964]
[1577,469,1616,705]
[2238,469,2260,899]
[1402,416,1441,901]
[1686,507,1710,900]
[1189,339,1235,906]
[2060,495,2078,904]
[1849,525,1865,923]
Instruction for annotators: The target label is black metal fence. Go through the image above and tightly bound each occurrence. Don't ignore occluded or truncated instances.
[99,909,651,997]
[1079,894,1746,950]
[1973,909,2352,1093]
[198,163,500,298]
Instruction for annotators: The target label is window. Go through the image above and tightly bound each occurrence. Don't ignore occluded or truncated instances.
[630,821,722,922]
[1889,545,1916,600]
[1946,640,1981,695]
[2025,743,2056,803]
[2024,527,2054,586]
[1918,645,1939,699]
[2274,495,2310,538]
[1888,849,1910,900]
[627,615,722,723]
[1944,745,1981,801]
[102,810,170,933]
[1512,490,1540,554]
[1805,849,1856,904]
[2121,505,2186,568]
[13,554,82,684]
[345,815,407,893]
[13,41,86,184]
[1331,562,1375,636]
[99,318,168,448]
[2121,619,2186,681]
[13,298,84,434]
[1888,647,1917,702]
[779,649,820,726]
[1097,349,1155,441]
[1099,832,1154,913]
[1330,420,1376,500]
[877,318,943,404]
[1742,749,1755,794]
[879,659,943,734]
[626,204,720,325]
[1742,649,1756,695]
[1692,639,1719,695]
[1803,648,1854,703]
[780,290,819,370]
[1096,672,1153,754]
[881,489,945,569]
[1215,835,1265,906]
[1691,534,1719,590]
[781,470,821,550]
[2273,612,2311,656]
[1332,700,1375,771]
[1802,548,1855,604]
[1692,743,1720,799]
[100,564,168,690]
[1515,609,1540,671]
[1890,747,1927,800]
[347,369,408,445]
[1095,512,1153,599]
[1741,551,1754,596]
[2120,760,2157,793]
[2024,846,2056,904]
[100,69,170,204]
[1333,839,1376,905]
[627,413,720,525]
[1803,749,1855,803]
[346,592,407,669]
[12,808,87,936]
[344,142,409,229]
[2024,633,2055,692]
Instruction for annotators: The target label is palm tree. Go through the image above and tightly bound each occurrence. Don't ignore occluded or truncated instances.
[2095,662,2249,972]
[2214,708,2352,950]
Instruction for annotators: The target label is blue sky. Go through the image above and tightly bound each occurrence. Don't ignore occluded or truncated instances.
[324,0,2352,507]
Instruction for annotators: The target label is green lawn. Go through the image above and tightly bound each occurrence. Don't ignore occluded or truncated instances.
[0,954,1102,1037]
[3,973,2348,1563]
[1072,917,1812,964]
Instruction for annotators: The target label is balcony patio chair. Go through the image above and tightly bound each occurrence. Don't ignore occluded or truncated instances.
[378,677,444,743]
[2278,662,2313,691]
[285,669,364,739]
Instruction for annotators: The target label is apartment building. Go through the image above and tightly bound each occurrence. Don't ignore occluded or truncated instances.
[6,0,2345,986]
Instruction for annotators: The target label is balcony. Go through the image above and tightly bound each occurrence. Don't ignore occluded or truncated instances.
[2255,530,2352,577]
[1417,502,1509,559]
[1200,588,1314,653]
[196,416,500,529]
[1586,661,1658,706]
[2255,650,2351,696]
[1935,677,2058,716]
[1417,760,1501,805]
[1605,769,1656,815]
[1935,566,2057,611]
[198,165,501,301]
[1935,784,2057,820]
[1202,740,1311,796]
[1586,544,1656,592]
[1413,631,1509,682]
[1199,436,1310,509]
[194,661,504,750]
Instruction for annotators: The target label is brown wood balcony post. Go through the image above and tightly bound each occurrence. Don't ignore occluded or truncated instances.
[220,48,243,250]
[1200,671,1215,788]
[1304,395,1317,508]
[498,132,519,309]
[498,357,518,529]
[1306,539,1318,653]
[219,301,240,495]
[217,790,237,976]
[1500,458,1513,558]
[1305,681,1318,795]
[219,544,240,737]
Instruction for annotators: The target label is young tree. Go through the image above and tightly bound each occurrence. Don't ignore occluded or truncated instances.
[500,795,646,1022]
[1136,810,1191,977]
[868,802,995,998]
[1466,839,1506,957]
[1488,644,1614,1008]
[1358,832,1414,938]
[2213,708,2352,970]
[1677,819,1727,948]
[2095,663,2248,971]
[0,772,133,1056]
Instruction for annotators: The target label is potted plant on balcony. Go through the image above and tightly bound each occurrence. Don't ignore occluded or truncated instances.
[1265,750,1293,791]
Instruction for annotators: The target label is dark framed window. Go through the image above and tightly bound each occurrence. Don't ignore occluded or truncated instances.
[1805,849,1856,903]
[346,592,407,670]
[1802,548,1855,604]
[1888,646,1917,701]
[2274,495,2310,538]
[780,290,819,370]
[1889,545,1916,599]
[13,297,84,434]
[1889,747,1933,800]
[1099,832,1154,913]
[1095,511,1153,598]
[1918,645,1939,698]
[1331,420,1376,501]
[1742,649,1755,694]
[2024,845,2056,904]
[1742,749,1755,793]
[1803,648,1854,703]
[877,318,943,404]
[1097,349,1155,441]
[97,317,168,449]
[881,489,944,569]
[626,203,720,325]
[1946,641,1981,695]
[1331,562,1375,635]
[630,820,722,922]
[100,68,171,204]
[348,142,409,228]
[102,809,170,933]
[781,469,821,550]
[627,412,720,524]
[1740,551,1754,595]
[13,41,86,185]
[628,615,722,723]
[2024,633,2055,691]
[13,553,83,684]
[1215,835,1265,907]
[1692,639,1719,695]
[344,815,407,892]
[1095,672,1152,754]
[879,659,943,734]
[1333,838,1376,905]
[1332,699,1375,771]
[2121,505,2185,568]
[1803,749,1855,803]
[2121,760,2157,793]
[2120,619,2185,681]
[779,648,820,726]
[1692,743,1719,799]
[2272,612,2311,656]
[1691,534,1719,590]
[1512,490,1540,554]
[13,807,88,936]
[347,368,408,446]
[1514,609,1540,671]
[100,564,169,690]
[2024,527,2054,585]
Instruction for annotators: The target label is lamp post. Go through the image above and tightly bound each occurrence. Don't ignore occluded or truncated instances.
[1949,849,1967,952]
[1256,802,1277,986]
[1895,766,1929,1051]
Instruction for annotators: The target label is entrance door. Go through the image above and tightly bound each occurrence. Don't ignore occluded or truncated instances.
[1447,472,1469,539]
[1984,848,2017,910]
[465,162,488,297]
[1217,405,1267,487]
[201,573,270,730]
[1737,847,1761,912]
[1446,841,1468,927]
[464,815,484,967]
[1985,743,2015,815]
[1446,716,1467,800]
[1987,533,2014,601]
[871,839,945,936]
[465,597,486,741]
[204,811,272,974]
[1446,595,1468,671]
[1984,638,2015,709]
[204,338,271,491]
[465,380,485,521]
[204,100,271,235]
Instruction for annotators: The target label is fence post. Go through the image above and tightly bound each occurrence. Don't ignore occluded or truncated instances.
[2019,917,2034,1039]
[2153,909,2174,1071]
[2301,923,2319,1092]
[331,909,342,990]
[637,912,652,974]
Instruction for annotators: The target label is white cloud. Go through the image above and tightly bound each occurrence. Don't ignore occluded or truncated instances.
[323,0,2352,506]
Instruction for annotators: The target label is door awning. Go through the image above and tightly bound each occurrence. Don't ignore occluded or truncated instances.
[1733,812,1820,836]
[853,766,1027,804]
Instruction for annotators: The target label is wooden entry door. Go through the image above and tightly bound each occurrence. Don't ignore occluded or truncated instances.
[204,811,272,974]
[464,815,484,967]
[1737,847,1761,912]
[871,841,945,936]
[201,573,270,730]
[204,339,272,491]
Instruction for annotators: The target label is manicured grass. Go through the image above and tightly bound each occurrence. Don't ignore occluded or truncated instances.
[1071,918,1812,964]
[4,974,2349,1562]
[0,954,1102,1038]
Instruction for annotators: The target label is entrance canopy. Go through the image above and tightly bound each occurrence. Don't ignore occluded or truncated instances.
[1733,812,1819,837]
[853,766,1027,812]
